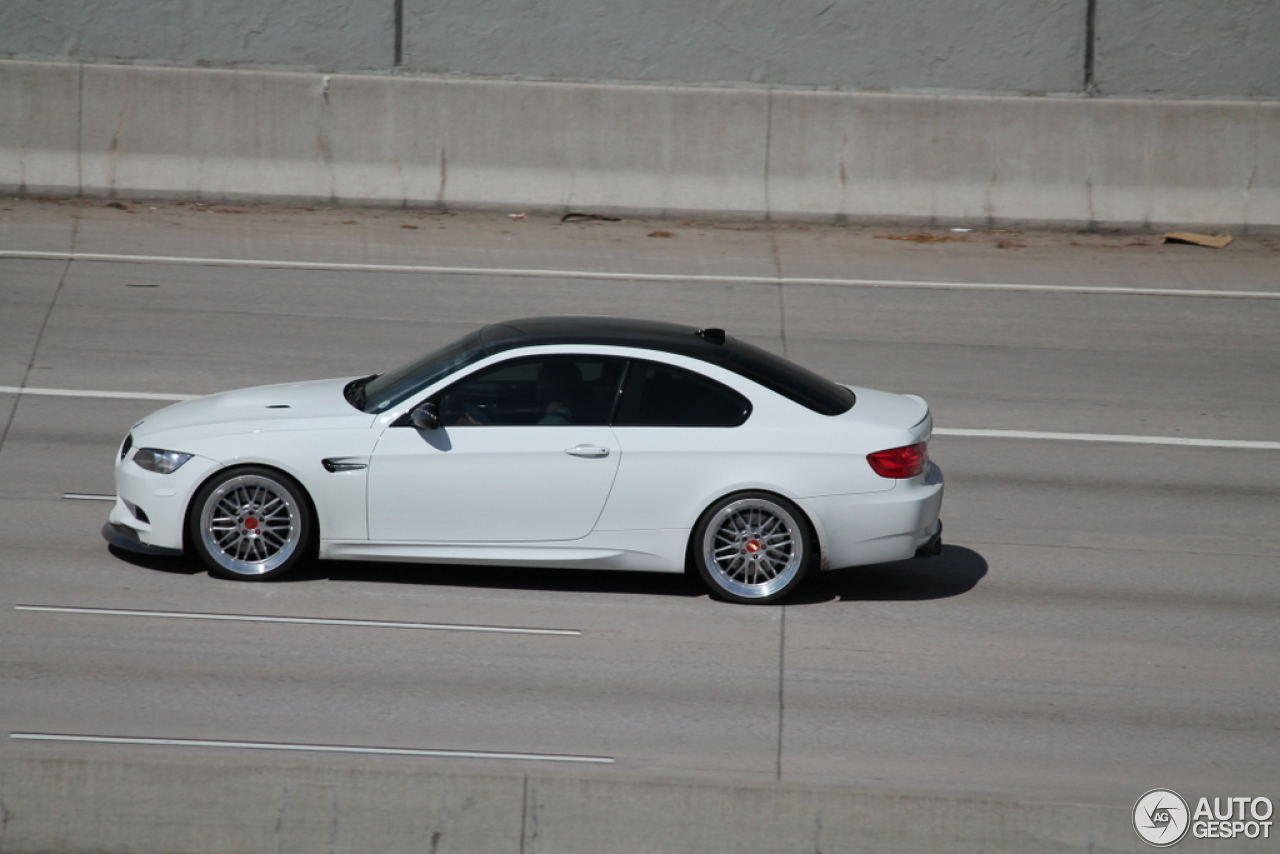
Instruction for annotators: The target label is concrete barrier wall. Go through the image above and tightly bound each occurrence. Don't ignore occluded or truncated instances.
[399,0,1088,95]
[0,753,1147,853]
[2,60,1277,231]
[1096,0,1280,99]
[0,0,393,72]
[2,0,1279,99]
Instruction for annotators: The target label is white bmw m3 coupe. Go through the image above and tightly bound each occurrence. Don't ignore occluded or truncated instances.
[106,316,943,604]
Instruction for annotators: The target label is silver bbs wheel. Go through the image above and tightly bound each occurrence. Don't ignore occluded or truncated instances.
[694,494,811,604]
[193,470,309,579]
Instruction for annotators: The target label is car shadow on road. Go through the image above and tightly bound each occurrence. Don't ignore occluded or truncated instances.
[301,559,708,599]
[107,543,704,596]
[791,545,988,604]
[107,544,203,575]
[108,544,985,605]
[297,546,987,605]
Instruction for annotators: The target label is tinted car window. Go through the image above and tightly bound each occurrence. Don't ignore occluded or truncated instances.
[359,330,487,414]
[614,361,751,427]
[363,319,854,417]
[720,338,854,416]
[434,355,625,426]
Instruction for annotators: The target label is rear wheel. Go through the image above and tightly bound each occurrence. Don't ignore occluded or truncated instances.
[189,467,312,581]
[691,492,812,604]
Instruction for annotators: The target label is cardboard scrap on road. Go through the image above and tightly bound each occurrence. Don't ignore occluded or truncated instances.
[1162,231,1233,248]
[874,232,964,243]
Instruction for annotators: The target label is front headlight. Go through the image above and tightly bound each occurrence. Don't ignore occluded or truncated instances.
[133,448,195,474]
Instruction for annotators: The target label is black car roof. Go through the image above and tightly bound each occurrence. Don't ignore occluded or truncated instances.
[479,317,855,416]
[481,316,723,356]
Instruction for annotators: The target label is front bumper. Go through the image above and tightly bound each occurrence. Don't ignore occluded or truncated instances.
[102,521,183,557]
[108,451,222,552]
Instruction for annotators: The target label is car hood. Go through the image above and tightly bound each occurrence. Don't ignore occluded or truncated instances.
[131,377,373,445]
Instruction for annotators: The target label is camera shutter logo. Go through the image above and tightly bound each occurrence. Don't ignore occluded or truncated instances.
[1134,789,1191,847]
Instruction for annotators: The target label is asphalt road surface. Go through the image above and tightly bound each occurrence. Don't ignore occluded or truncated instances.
[2,200,1277,816]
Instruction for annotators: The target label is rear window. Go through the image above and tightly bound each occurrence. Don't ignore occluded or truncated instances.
[720,339,854,416]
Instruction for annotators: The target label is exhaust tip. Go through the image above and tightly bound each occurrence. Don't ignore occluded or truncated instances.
[914,520,943,559]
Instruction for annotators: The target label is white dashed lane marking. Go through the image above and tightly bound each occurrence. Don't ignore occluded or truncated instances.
[4,249,1279,300]
[15,605,582,637]
[9,733,614,764]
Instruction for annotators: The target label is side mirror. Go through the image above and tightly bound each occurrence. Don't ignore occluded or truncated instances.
[409,402,440,430]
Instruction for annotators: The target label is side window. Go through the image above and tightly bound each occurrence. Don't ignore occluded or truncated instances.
[614,361,751,427]
[434,355,625,426]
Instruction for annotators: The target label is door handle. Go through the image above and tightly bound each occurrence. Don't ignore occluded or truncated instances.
[565,444,610,458]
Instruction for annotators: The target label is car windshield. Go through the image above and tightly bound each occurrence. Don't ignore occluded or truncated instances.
[356,330,487,414]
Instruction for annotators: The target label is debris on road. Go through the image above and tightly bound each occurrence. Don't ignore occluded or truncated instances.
[875,232,964,243]
[562,212,622,223]
[1162,231,1233,248]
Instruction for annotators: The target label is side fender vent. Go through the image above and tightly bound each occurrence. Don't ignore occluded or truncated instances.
[322,457,368,473]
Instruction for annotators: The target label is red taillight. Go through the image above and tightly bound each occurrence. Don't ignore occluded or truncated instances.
[867,442,929,479]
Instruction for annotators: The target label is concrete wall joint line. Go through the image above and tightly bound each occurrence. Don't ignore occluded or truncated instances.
[1084,0,1098,95]
[75,61,84,194]
[519,775,529,854]
[393,0,405,68]
[776,606,787,781]
[763,86,774,223]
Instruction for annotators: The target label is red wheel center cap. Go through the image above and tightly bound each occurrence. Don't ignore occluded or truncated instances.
[745,540,761,554]
[243,517,259,531]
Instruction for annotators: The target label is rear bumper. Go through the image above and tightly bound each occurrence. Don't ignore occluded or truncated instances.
[800,461,944,570]
[913,518,943,558]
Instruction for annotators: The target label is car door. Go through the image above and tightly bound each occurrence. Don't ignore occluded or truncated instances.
[366,354,625,543]
[594,359,755,532]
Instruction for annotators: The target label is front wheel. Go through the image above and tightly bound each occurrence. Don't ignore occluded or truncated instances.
[691,492,812,604]
[189,467,313,581]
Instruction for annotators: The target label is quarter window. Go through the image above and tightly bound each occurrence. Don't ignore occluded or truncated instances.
[614,361,751,427]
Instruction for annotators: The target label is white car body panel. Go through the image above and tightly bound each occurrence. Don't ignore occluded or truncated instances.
[119,378,381,546]
[108,324,944,588]
[108,454,223,551]
[367,424,620,542]
[321,526,689,573]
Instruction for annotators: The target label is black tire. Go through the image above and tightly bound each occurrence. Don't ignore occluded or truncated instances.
[690,491,813,604]
[188,466,313,581]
